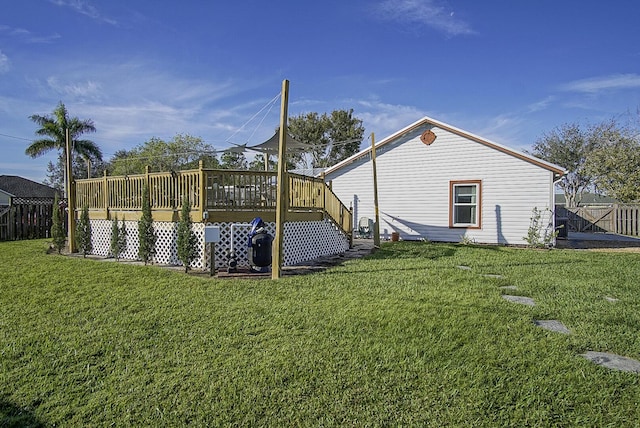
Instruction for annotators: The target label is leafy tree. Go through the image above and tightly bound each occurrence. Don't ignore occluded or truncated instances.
[288,112,330,169]
[108,134,218,175]
[220,151,247,170]
[27,102,102,193]
[44,158,65,195]
[44,152,106,192]
[585,121,640,202]
[75,204,92,257]
[51,193,66,253]
[248,154,277,171]
[177,196,197,272]
[530,123,594,208]
[137,183,156,264]
[533,118,640,205]
[288,109,364,169]
[325,109,365,166]
[110,214,127,260]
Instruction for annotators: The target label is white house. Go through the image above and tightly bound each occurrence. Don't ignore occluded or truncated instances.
[324,116,566,245]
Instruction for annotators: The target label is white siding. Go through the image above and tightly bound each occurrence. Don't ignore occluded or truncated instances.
[327,125,555,245]
[0,190,10,206]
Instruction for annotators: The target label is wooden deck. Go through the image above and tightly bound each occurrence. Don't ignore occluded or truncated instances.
[74,162,352,235]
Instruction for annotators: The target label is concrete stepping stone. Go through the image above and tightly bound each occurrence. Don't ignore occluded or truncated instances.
[502,295,535,306]
[500,285,518,291]
[581,351,640,373]
[534,320,571,334]
[604,296,619,302]
[457,265,472,270]
[482,274,505,279]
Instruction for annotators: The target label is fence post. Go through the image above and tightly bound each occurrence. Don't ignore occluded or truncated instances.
[103,170,109,220]
[199,160,206,222]
[9,205,16,240]
[320,173,326,218]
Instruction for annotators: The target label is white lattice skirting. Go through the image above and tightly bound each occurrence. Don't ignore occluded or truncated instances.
[88,219,350,270]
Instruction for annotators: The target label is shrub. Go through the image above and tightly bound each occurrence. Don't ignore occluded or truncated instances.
[137,183,156,265]
[110,214,127,260]
[177,196,197,272]
[51,193,66,254]
[76,204,92,257]
[523,207,558,248]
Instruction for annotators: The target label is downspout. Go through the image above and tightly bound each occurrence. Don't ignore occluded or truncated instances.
[551,173,564,246]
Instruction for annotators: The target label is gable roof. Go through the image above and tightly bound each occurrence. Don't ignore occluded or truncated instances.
[0,175,58,198]
[324,116,567,178]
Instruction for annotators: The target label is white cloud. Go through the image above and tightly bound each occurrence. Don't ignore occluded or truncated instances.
[0,24,61,44]
[49,0,118,26]
[356,99,429,138]
[0,51,10,73]
[475,113,525,143]
[526,96,555,113]
[374,0,474,36]
[561,74,640,94]
[46,77,103,100]
[39,64,274,151]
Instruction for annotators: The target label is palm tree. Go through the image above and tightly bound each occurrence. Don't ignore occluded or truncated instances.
[26,102,102,195]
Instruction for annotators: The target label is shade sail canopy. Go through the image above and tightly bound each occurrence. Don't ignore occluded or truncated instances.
[247,131,308,153]
[221,144,248,154]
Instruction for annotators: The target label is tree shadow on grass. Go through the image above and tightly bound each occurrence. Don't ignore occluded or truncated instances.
[0,397,44,428]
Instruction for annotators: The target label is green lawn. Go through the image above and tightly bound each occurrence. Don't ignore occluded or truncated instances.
[2,239,639,427]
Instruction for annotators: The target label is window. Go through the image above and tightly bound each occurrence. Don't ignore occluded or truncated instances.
[450,180,481,228]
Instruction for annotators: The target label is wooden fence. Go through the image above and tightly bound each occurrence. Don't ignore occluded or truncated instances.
[0,197,67,241]
[75,163,352,236]
[556,204,640,236]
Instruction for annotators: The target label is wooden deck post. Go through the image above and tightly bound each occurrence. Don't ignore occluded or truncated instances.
[272,79,289,279]
[320,172,326,218]
[66,128,77,253]
[198,160,206,222]
[103,170,108,219]
[371,132,381,248]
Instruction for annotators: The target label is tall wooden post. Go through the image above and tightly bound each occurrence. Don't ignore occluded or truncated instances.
[66,128,77,252]
[102,170,108,219]
[371,132,381,248]
[272,79,289,279]
[198,160,206,222]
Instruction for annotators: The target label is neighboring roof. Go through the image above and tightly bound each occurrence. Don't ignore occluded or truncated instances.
[555,192,618,206]
[324,116,567,178]
[0,175,58,198]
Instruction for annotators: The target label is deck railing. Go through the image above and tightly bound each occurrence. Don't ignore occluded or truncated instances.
[75,162,352,236]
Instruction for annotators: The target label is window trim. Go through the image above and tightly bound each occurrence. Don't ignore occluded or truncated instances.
[449,180,482,229]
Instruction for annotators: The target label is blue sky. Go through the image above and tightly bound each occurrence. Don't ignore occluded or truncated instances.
[1,0,639,182]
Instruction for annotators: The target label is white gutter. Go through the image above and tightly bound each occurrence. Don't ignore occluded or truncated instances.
[551,175,565,246]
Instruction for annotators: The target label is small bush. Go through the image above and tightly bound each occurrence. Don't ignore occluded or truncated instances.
[76,204,92,257]
[51,193,66,253]
[137,183,156,265]
[177,196,197,272]
[523,207,558,248]
[110,214,127,260]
